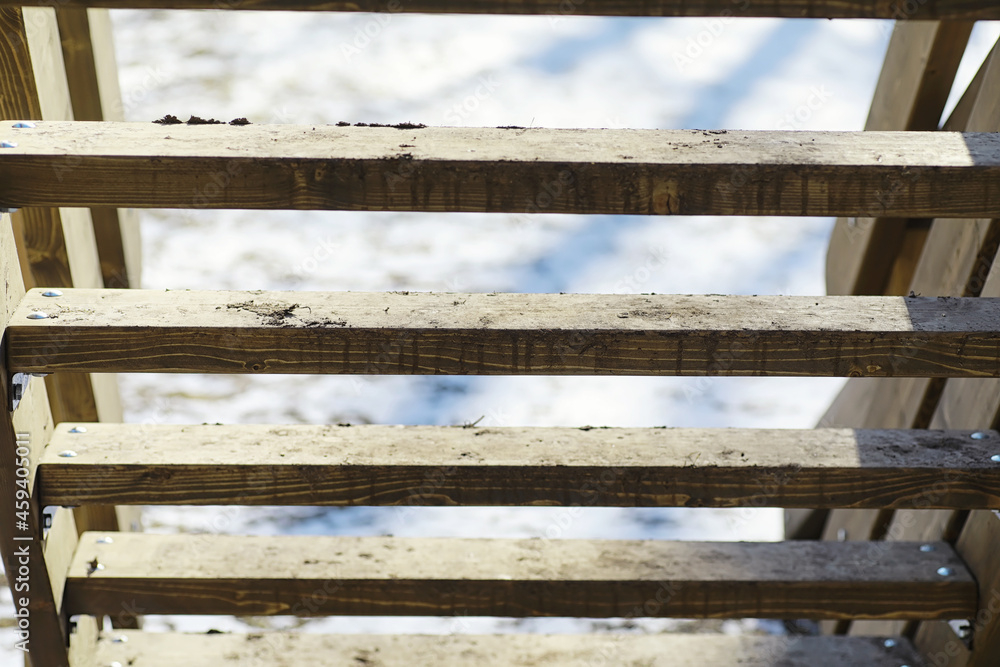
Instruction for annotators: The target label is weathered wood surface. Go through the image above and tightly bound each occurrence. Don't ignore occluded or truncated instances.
[87,632,928,667]
[0,0,998,17]
[0,214,74,666]
[3,123,1000,217]
[56,7,141,290]
[35,423,1000,509]
[950,510,1000,667]
[825,21,972,296]
[65,533,975,619]
[10,290,1000,377]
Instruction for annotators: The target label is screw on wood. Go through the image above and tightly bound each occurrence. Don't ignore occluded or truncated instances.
[69,426,87,433]
[12,122,35,128]
[58,450,77,458]
[936,567,954,576]
[27,311,48,319]
[0,140,16,148]
[971,431,988,440]
[919,544,935,552]
[41,289,63,297]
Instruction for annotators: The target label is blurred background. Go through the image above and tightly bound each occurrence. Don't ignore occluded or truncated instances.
[2,9,999,655]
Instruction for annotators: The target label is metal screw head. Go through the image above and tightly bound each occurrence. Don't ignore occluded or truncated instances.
[111,635,128,643]
[41,289,62,297]
[27,311,48,319]
[69,426,87,433]
[1,140,17,148]
[971,432,988,440]
[919,544,936,552]
[937,567,955,576]
[96,536,113,544]
[110,662,123,667]
[57,450,77,458]
[991,454,1000,463]
[883,638,897,648]
[12,122,35,129]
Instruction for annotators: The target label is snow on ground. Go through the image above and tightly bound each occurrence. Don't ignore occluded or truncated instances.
[3,10,1000,658]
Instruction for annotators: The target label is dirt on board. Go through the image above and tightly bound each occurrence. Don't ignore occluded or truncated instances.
[153,115,252,125]
[225,301,346,328]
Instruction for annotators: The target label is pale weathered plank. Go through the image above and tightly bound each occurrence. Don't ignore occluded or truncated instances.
[65,533,975,620]
[825,21,972,296]
[2,123,1000,217]
[35,423,1000,509]
[950,511,1000,667]
[0,0,997,18]
[9,290,1000,377]
[56,7,141,290]
[86,632,928,667]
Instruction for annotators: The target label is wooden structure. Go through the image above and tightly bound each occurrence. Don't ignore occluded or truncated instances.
[0,3,999,666]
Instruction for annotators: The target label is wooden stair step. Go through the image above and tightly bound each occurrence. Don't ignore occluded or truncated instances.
[37,423,1000,509]
[84,631,928,667]
[11,289,1000,377]
[2,0,998,19]
[65,533,975,619]
[2,122,1000,217]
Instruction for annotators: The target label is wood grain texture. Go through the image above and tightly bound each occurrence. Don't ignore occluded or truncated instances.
[0,215,72,666]
[65,533,975,620]
[35,423,1000,509]
[88,632,929,667]
[826,21,972,296]
[56,7,141,290]
[3,123,1000,217]
[0,0,997,17]
[10,290,1000,377]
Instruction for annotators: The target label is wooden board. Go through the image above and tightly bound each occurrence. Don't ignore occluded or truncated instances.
[84,632,928,667]
[56,7,141,290]
[11,289,1000,377]
[64,533,975,620]
[0,0,998,18]
[825,21,972,296]
[3,123,1000,217]
[34,423,1000,510]
[0,213,74,666]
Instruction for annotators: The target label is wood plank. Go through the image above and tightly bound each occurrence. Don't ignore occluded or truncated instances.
[35,423,1000,509]
[85,632,929,667]
[826,21,972,296]
[3,123,1000,217]
[1,8,130,549]
[64,533,976,620]
[56,7,141,290]
[0,213,73,666]
[10,290,1000,377]
[1,0,999,17]
[811,38,1000,581]
[952,510,1000,667]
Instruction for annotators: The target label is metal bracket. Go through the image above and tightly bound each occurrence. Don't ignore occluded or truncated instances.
[9,372,48,411]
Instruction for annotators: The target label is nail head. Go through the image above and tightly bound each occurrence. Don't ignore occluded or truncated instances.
[919,544,935,552]
[991,454,1000,463]
[937,567,954,576]
[883,638,897,648]
[1,140,17,148]
[12,122,35,129]
[971,432,987,440]
[41,289,62,297]
[69,426,87,433]
[27,311,48,319]
[58,450,77,458]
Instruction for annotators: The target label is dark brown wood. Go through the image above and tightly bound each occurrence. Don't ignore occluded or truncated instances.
[88,632,928,667]
[65,533,976,620]
[10,289,1000,377]
[3,123,1000,217]
[35,423,1000,510]
[0,0,998,17]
